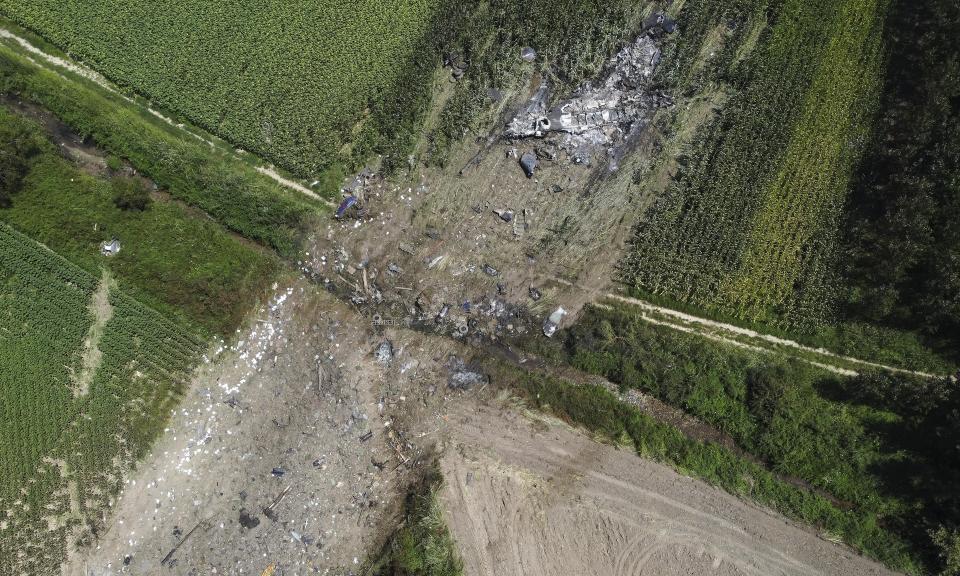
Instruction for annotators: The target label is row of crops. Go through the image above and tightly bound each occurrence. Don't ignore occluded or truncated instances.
[0,0,442,179]
[623,0,888,332]
[0,223,204,573]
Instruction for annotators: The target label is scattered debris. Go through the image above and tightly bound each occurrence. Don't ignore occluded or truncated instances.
[519,151,538,177]
[542,306,568,337]
[99,238,121,256]
[643,11,677,34]
[271,467,285,477]
[506,33,672,168]
[262,486,292,522]
[494,209,514,222]
[529,286,542,301]
[445,52,468,80]
[239,509,260,530]
[342,167,373,193]
[448,357,489,390]
[535,145,557,161]
[520,46,537,62]
[483,264,499,277]
[161,516,213,566]
[335,195,358,219]
[374,340,394,364]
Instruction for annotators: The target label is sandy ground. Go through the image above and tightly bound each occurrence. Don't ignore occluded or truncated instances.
[64,280,408,576]
[62,277,480,576]
[440,399,897,576]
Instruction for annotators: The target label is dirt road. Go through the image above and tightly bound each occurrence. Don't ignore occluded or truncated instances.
[607,294,947,378]
[440,400,896,576]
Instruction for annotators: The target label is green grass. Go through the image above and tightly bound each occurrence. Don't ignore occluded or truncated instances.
[494,361,921,573]
[0,0,446,179]
[0,223,204,573]
[524,302,960,574]
[0,41,318,255]
[626,285,956,375]
[0,106,278,336]
[623,0,888,331]
[366,463,463,576]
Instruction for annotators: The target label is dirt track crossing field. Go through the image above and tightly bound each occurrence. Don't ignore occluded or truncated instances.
[440,400,896,576]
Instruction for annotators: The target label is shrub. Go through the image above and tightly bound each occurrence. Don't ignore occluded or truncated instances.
[111,176,151,211]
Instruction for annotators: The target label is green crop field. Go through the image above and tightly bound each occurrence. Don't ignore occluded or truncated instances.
[0,105,279,336]
[0,0,442,179]
[0,223,205,573]
[623,0,887,332]
[0,42,318,256]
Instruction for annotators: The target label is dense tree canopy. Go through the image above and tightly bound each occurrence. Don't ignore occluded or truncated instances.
[842,0,960,357]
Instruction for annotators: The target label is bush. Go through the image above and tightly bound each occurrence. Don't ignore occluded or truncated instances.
[111,177,152,211]
[367,463,463,576]
[0,109,48,206]
[932,527,960,576]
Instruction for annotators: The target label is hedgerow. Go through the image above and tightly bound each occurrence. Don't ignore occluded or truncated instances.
[0,43,316,256]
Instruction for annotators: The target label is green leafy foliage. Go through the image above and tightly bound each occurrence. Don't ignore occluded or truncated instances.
[110,176,152,211]
[530,303,960,573]
[367,464,463,576]
[840,0,960,361]
[931,527,960,576]
[0,106,278,335]
[0,108,47,205]
[499,363,919,573]
[0,0,447,178]
[0,44,316,255]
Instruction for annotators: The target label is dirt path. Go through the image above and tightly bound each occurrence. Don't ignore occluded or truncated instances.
[71,270,114,396]
[607,294,946,378]
[440,399,897,576]
[0,27,324,204]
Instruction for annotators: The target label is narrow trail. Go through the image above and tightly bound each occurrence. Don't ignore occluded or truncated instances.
[0,27,330,206]
[606,293,946,379]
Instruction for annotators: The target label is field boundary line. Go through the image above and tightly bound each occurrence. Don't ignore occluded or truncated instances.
[0,26,332,206]
[606,294,944,379]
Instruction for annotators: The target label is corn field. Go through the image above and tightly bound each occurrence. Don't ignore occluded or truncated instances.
[0,223,204,573]
[623,0,888,332]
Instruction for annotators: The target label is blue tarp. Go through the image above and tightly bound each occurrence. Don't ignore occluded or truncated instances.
[336,195,357,218]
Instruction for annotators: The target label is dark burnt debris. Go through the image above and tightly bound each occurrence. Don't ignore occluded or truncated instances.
[506,21,676,173]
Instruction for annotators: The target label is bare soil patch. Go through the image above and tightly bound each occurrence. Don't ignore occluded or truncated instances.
[439,399,897,576]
